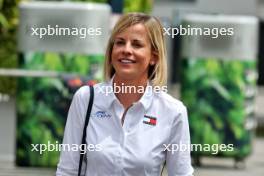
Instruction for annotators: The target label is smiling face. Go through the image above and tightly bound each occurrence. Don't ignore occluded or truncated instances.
[111,23,157,83]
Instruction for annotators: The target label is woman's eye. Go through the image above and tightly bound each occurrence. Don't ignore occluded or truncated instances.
[133,43,142,48]
[115,41,124,45]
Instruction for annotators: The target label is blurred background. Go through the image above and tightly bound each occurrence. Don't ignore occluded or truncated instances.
[0,0,264,175]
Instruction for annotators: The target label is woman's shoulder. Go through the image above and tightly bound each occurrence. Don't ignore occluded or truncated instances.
[154,91,188,125]
[74,85,90,97]
[155,90,187,113]
[73,82,107,99]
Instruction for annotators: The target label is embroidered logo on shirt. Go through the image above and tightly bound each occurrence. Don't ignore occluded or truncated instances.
[92,111,111,119]
[143,115,157,126]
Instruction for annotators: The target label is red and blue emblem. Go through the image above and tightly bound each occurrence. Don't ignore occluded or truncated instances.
[143,115,157,126]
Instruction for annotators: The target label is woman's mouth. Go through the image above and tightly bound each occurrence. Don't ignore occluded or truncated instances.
[119,58,136,64]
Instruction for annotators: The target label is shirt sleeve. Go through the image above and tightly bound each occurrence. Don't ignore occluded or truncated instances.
[166,104,194,176]
[56,87,89,176]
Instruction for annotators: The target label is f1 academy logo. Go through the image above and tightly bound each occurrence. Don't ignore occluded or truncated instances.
[92,111,111,119]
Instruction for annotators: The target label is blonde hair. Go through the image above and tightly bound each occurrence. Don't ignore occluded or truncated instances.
[104,13,167,86]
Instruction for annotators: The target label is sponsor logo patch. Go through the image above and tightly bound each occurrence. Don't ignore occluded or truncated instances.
[143,115,157,126]
[92,111,111,119]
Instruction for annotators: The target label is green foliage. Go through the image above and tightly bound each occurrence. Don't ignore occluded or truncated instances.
[0,0,20,95]
[69,0,153,13]
[180,58,257,158]
[70,0,108,3]
[16,52,104,166]
[124,0,153,13]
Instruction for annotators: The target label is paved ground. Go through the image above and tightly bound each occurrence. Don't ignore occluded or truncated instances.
[193,137,264,176]
[0,138,263,176]
[163,137,264,176]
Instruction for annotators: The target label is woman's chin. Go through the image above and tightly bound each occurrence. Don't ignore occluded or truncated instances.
[115,70,140,79]
[116,72,135,79]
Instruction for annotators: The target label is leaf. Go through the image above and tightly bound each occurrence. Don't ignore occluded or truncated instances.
[210,79,231,101]
[0,13,9,28]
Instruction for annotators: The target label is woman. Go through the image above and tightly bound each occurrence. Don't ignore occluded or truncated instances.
[56,13,193,176]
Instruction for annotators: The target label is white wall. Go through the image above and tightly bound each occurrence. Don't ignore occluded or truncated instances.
[257,0,264,18]
[0,97,16,164]
[197,0,257,15]
[153,0,258,21]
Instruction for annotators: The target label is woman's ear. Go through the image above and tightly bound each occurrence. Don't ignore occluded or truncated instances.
[150,51,158,66]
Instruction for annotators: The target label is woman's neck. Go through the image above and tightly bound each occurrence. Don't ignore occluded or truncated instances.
[113,75,148,109]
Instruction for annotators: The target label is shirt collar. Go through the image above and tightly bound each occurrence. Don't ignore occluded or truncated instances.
[97,75,154,111]
[96,76,116,109]
[137,80,154,110]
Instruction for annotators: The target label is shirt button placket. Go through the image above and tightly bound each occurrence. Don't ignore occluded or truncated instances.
[115,148,122,175]
[117,131,125,176]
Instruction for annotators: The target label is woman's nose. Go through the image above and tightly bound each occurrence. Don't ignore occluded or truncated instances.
[122,43,132,55]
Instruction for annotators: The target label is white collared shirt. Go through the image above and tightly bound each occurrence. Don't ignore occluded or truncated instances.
[56,79,194,176]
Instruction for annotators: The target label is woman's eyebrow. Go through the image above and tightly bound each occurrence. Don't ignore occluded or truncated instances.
[114,37,145,44]
[115,37,125,41]
[132,39,145,44]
